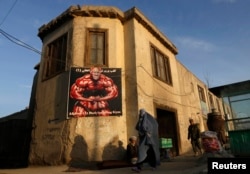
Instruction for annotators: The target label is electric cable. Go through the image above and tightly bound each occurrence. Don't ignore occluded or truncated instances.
[0,28,41,55]
[0,0,18,26]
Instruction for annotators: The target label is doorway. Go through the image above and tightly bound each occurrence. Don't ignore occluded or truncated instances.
[157,108,179,156]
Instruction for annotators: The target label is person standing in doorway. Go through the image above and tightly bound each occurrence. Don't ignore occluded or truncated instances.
[188,118,202,156]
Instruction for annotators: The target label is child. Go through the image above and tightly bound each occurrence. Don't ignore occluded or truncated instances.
[127,136,138,165]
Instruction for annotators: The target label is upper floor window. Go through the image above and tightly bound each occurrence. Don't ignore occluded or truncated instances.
[85,28,108,66]
[197,85,206,102]
[216,98,221,113]
[43,33,68,79]
[208,93,214,109]
[150,45,172,85]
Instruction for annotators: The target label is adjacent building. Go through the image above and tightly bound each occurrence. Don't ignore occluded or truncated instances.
[210,80,250,130]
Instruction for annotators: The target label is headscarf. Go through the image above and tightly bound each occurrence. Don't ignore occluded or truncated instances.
[135,109,160,165]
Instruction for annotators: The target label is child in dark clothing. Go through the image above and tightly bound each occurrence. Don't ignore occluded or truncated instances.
[127,136,138,165]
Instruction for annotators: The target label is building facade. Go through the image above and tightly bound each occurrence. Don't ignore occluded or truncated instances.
[28,5,226,165]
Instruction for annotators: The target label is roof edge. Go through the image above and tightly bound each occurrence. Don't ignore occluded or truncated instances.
[38,5,178,55]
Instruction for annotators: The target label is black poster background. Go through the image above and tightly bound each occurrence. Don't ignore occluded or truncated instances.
[67,67,122,117]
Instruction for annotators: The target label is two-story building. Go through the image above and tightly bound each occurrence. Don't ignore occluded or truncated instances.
[27,5,227,165]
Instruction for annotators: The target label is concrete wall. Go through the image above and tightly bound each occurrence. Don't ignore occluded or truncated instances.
[131,16,197,154]
[70,17,128,162]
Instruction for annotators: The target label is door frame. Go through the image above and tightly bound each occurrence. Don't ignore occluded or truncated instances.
[155,106,180,156]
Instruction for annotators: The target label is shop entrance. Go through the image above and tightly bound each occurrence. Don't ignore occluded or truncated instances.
[157,108,179,156]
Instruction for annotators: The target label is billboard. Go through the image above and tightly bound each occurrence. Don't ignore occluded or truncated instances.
[67,67,122,117]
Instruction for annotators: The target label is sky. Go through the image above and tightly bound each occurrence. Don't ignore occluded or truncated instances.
[0,0,250,117]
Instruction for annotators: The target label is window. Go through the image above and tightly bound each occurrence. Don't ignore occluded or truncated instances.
[197,85,206,102]
[151,45,172,85]
[43,33,68,79]
[216,99,221,113]
[208,93,214,109]
[85,28,107,66]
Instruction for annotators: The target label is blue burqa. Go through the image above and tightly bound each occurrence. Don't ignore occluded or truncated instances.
[135,109,160,166]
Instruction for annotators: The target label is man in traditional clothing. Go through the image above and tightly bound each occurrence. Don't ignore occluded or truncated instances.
[132,109,160,172]
[188,118,202,156]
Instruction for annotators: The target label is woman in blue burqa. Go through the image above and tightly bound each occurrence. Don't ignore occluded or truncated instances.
[132,109,160,172]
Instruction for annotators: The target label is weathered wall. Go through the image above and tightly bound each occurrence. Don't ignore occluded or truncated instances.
[127,11,225,154]
[176,61,206,152]
[123,19,140,138]
[70,16,128,162]
[29,71,70,165]
[131,14,187,152]
[29,20,72,164]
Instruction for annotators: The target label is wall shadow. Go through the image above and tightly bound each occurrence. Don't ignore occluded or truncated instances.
[97,136,131,170]
[68,135,89,169]
[102,136,126,161]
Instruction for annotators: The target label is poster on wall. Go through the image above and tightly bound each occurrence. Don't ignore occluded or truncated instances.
[67,67,122,118]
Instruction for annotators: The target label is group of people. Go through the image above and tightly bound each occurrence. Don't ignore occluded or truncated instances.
[127,109,160,172]
[127,110,204,172]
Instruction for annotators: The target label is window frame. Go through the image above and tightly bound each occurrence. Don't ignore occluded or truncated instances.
[42,33,68,80]
[197,85,206,102]
[216,98,221,113]
[208,92,215,109]
[150,44,172,85]
[85,28,108,67]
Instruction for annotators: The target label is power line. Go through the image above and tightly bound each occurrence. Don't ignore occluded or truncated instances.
[0,28,41,55]
[0,1,41,55]
[0,0,18,26]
